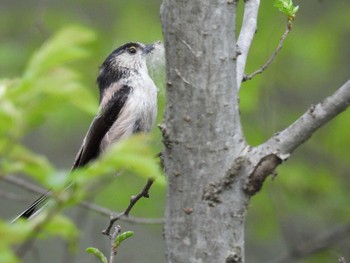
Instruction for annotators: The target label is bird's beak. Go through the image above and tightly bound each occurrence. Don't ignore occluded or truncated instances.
[143,44,155,55]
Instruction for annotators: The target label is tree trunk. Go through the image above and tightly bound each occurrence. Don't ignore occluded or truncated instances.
[161,1,249,262]
[160,0,350,262]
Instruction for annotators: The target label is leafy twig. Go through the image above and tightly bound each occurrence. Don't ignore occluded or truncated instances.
[109,227,134,263]
[109,226,121,263]
[274,0,299,20]
[102,178,154,236]
[236,0,260,88]
[243,0,299,82]
[87,227,134,263]
[243,20,292,82]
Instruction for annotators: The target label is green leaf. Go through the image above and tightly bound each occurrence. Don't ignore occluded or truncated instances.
[33,67,98,115]
[2,145,55,185]
[114,231,134,250]
[72,135,165,186]
[45,214,78,237]
[1,26,97,137]
[0,79,22,138]
[0,249,19,263]
[38,214,79,252]
[86,247,108,263]
[21,25,96,86]
[274,0,299,18]
[0,220,32,245]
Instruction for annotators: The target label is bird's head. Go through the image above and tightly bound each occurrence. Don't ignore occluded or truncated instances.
[102,42,155,73]
[97,41,164,93]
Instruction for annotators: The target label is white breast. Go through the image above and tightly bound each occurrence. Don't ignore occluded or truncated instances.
[100,69,158,151]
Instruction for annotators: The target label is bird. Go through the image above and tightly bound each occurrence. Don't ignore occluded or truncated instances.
[12,42,159,221]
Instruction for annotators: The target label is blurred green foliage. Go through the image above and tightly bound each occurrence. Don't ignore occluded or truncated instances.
[240,1,350,262]
[0,0,349,263]
[0,24,163,262]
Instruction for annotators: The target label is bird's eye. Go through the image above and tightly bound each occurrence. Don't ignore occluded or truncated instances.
[128,46,137,54]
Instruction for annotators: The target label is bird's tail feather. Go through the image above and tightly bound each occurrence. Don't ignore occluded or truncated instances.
[11,193,50,223]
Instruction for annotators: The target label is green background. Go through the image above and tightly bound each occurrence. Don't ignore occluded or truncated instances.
[0,0,349,262]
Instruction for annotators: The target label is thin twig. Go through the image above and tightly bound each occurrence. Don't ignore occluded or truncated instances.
[3,175,163,224]
[2,175,47,196]
[243,20,292,82]
[109,225,121,263]
[80,201,163,224]
[102,178,154,236]
[236,0,260,88]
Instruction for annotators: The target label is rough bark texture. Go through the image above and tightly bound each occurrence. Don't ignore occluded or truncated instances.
[161,1,249,262]
[160,0,350,262]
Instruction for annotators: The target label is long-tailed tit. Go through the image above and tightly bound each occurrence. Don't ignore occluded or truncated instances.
[13,42,159,221]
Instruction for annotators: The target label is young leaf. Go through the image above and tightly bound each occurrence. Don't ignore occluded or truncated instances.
[114,231,134,250]
[274,0,299,19]
[22,26,96,86]
[113,231,134,253]
[86,247,108,263]
[2,145,55,185]
[73,135,166,186]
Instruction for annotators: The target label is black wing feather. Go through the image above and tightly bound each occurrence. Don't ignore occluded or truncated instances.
[14,85,132,221]
[72,84,132,168]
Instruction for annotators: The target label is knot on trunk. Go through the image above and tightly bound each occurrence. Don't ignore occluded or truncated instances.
[244,154,282,195]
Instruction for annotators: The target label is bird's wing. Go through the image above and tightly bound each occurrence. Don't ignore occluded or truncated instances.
[12,85,132,221]
[72,84,133,169]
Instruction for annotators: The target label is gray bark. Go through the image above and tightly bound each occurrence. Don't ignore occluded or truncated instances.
[161,1,248,262]
[160,0,350,262]
[236,0,260,89]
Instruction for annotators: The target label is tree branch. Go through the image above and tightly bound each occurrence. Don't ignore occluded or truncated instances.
[80,201,163,224]
[109,225,121,263]
[245,79,350,194]
[3,175,163,224]
[243,20,292,82]
[236,0,260,89]
[102,178,154,236]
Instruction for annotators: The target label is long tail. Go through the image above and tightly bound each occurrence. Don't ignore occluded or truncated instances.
[11,193,49,223]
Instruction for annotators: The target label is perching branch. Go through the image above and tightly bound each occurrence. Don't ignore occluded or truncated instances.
[102,178,154,236]
[236,0,260,89]
[243,20,292,82]
[80,201,163,224]
[109,225,121,263]
[3,175,163,224]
